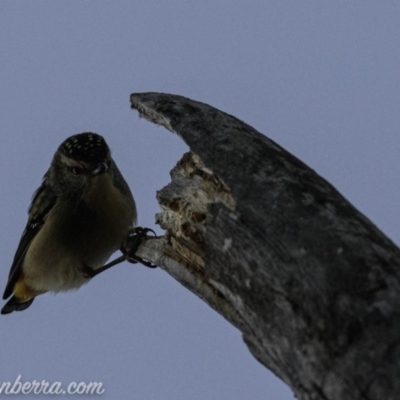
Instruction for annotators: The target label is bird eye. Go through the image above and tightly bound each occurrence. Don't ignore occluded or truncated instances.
[71,167,85,175]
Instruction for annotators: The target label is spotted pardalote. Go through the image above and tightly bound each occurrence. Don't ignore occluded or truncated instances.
[2,132,142,314]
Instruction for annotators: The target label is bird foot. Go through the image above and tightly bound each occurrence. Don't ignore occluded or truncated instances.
[82,227,158,279]
[120,227,158,268]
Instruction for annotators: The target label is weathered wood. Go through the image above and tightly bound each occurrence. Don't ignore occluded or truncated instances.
[131,92,400,400]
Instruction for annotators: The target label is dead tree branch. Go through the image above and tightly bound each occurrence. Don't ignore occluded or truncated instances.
[131,92,400,400]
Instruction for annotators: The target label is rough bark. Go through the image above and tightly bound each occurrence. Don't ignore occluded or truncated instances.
[130,92,400,400]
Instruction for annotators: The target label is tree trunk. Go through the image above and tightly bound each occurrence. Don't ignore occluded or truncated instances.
[130,92,400,400]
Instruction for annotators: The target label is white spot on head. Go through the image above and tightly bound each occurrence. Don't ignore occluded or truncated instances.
[229,212,238,221]
[222,238,232,252]
[302,193,314,205]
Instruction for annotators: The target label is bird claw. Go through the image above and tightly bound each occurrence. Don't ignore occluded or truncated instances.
[83,227,158,279]
[121,227,157,268]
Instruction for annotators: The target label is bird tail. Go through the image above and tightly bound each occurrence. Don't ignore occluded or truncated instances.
[1,296,34,315]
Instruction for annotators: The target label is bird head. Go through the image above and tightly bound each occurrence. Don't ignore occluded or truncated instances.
[49,132,112,201]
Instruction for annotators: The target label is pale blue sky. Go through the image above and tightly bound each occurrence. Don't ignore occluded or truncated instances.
[0,1,399,399]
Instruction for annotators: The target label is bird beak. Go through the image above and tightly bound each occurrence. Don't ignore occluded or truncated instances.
[91,162,109,176]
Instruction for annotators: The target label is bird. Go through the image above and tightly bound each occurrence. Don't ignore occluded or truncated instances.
[2,132,145,314]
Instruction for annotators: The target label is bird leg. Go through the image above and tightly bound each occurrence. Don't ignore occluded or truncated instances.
[83,227,157,278]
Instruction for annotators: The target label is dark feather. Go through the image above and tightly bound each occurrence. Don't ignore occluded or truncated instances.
[1,296,34,314]
[2,175,57,300]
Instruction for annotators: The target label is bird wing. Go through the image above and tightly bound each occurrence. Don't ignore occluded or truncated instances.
[3,174,57,300]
